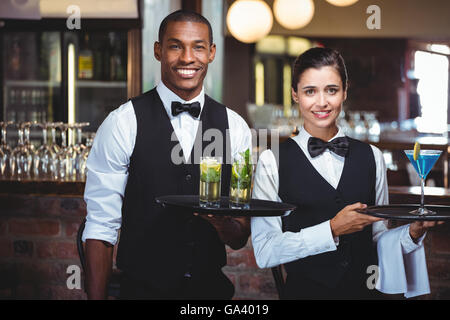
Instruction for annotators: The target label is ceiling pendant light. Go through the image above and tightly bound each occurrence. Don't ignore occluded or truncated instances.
[226,0,273,43]
[273,0,315,30]
[326,0,359,7]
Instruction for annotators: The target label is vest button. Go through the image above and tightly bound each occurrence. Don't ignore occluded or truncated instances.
[340,260,349,268]
[335,196,341,203]
[185,174,192,181]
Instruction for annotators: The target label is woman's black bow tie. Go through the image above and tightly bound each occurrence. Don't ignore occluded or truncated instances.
[171,101,201,118]
[307,136,349,158]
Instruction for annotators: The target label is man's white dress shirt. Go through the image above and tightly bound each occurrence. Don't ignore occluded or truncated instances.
[251,126,429,297]
[82,82,252,245]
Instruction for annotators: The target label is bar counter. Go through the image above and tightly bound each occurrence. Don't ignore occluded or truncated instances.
[0,180,84,196]
[0,180,449,299]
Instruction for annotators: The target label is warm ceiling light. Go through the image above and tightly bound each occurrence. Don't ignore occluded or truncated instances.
[226,0,273,43]
[326,0,359,7]
[273,0,315,30]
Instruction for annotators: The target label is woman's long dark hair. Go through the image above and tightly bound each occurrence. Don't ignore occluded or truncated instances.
[292,47,348,92]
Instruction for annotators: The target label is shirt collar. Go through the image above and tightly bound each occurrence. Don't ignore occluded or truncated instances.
[293,126,346,149]
[156,81,205,119]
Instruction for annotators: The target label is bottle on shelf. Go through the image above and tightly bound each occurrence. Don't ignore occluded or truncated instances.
[78,34,94,80]
[40,33,50,81]
[92,34,104,81]
[109,32,125,81]
[102,34,111,81]
[8,36,22,80]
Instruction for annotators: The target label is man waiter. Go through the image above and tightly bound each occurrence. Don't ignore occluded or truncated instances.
[82,10,252,299]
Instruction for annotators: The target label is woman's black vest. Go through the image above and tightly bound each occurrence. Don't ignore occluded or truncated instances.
[278,137,377,297]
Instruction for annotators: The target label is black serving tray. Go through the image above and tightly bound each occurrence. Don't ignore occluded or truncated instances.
[356,204,450,221]
[155,195,296,217]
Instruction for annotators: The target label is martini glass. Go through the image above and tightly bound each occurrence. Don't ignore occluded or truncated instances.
[404,149,442,215]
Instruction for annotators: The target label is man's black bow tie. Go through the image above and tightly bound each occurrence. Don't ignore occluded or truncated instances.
[171,101,201,118]
[307,136,349,158]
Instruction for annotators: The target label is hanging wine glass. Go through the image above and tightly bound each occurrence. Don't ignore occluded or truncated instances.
[72,122,90,180]
[34,122,57,180]
[11,122,33,180]
[0,121,13,179]
[27,121,39,179]
[65,123,79,181]
[47,122,63,180]
[79,132,95,181]
[56,123,69,181]
[48,122,63,156]
[0,143,4,177]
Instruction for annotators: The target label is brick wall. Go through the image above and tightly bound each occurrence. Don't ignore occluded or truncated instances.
[1,193,449,300]
[0,193,278,300]
[0,194,86,299]
[224,242,278,300]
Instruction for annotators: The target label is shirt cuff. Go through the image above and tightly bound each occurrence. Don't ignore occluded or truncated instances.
[82,220,118,246]
[301,220,337,256]
[400,224,426,255]
[334,236,340,246]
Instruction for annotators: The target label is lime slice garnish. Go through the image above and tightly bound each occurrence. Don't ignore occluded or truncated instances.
[413,142,420,161]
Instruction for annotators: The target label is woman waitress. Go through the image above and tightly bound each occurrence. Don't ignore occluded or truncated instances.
[251,47,442,299]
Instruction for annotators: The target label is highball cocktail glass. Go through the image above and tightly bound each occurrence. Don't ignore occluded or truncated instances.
[199,156,222,208]
[229,149,253,209]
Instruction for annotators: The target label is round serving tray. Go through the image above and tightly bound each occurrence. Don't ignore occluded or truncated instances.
[356,204,450,221]
[155,195,296,217]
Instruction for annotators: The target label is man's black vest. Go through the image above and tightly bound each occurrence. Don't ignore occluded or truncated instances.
[116,88,232,292]
[278,137,377,295]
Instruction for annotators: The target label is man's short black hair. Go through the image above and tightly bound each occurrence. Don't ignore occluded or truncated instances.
[158,10,213,45]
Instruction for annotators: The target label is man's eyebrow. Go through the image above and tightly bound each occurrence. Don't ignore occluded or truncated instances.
[166,38,181,43]
[166,38,208,44]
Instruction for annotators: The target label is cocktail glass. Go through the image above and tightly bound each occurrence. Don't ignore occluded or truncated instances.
[199,156,222,208]
[404,149,442,215]
[229,149,253,209]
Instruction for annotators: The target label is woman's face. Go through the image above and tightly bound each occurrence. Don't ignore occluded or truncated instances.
[292,66,347,138]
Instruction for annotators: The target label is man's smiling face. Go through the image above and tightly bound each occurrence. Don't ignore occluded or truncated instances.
[154,20,216,101]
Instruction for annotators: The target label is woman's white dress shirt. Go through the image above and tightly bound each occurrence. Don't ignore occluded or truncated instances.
[251,127,430,297]
[82,82,252,245]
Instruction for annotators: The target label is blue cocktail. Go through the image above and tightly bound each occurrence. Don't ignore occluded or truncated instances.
[404,149,442,215]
